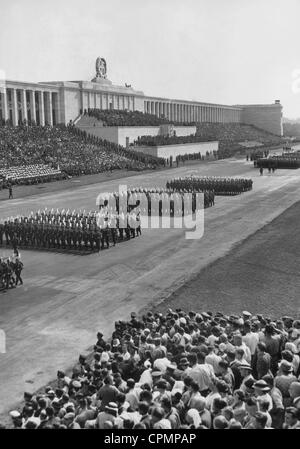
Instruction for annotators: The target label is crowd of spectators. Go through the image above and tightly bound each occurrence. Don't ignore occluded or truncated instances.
[195,123,283,159]
[7,309,300,429]
[85,109,171,127]
[0,123,165,189]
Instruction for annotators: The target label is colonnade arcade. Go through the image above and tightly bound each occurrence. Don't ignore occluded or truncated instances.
[0,87,59,126]
[144,100,241,123]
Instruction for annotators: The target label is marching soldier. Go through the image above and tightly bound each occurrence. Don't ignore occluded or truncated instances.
[14,258,24,286]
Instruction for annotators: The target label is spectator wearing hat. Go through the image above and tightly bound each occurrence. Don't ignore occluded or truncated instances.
[274,361,297,407]
[253,380,273,412]
[9,410,23,428]
[218,360,235,392]
[238,363,254,394]
[262,374,284,428]
[95,402,119,429]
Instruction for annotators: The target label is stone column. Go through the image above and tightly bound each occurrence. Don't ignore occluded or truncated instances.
[38,91,45,126]
[21,89,28,123]
[1,89,9,122]
[30,90,36,124]
[159,102,162,117]
[46,92,53,125]
[11,88,18,126]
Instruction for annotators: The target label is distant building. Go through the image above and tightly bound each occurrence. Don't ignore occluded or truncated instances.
[0,58,283,136]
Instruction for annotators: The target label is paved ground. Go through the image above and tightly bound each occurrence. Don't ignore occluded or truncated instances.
[157,200,300,319]
[1,156,300,417]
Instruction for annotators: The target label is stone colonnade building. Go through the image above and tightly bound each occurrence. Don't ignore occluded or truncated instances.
[0,59,283,136]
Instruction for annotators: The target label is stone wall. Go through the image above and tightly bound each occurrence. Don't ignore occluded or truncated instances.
[76,123,197,147]
[133,141,219,159]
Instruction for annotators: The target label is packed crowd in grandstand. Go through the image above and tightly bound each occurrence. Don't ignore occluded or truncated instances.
[85,109,171,127]
[194,123,283,159]
[0,110,286,192]
[7,308,300,429]
[0,122,164,190]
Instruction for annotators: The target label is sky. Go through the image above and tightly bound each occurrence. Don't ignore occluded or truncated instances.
[1,0,300,118]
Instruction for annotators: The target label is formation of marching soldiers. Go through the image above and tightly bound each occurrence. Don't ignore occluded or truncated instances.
[107,187,215,217]
[166,176,253,195]
[0,254,23,291]
[0,186,217,255]
[256,155,300,170]
[0,206,142,254]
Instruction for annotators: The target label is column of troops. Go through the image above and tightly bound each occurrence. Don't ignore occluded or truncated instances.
[166,177,253,196]
[122,188,215,216]
[0,208,141,254]
[0,187,217,255]
[256,155,300,170]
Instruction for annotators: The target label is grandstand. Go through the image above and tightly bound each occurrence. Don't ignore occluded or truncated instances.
[76,110,284,160]
[84,108,171,127]
[0,165,62,182]
[195,123,284,158]
[0,123,165,188]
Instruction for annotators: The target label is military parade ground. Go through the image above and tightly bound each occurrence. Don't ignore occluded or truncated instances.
[1,152,300,421]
